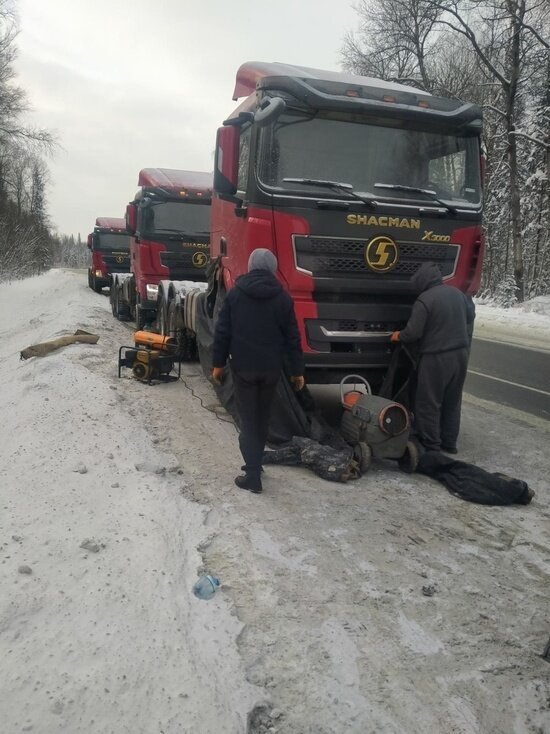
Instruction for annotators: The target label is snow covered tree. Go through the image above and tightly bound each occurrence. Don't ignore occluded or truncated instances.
[0,0,56,282]
[341,0,550,302]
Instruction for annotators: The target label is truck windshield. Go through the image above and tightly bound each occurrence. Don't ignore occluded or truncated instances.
[96,233,129,250]
[258,112,481,206]
[143,201,210,237]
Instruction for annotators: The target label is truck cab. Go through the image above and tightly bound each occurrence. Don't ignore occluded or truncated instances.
[87,217,130,293]
[212,62,484,384]
[125,168,212,327]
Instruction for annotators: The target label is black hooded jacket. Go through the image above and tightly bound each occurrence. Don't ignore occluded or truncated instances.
[399,263,475,354]
[212,270,304,375]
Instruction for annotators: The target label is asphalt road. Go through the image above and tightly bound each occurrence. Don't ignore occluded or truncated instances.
[465,337,550,420]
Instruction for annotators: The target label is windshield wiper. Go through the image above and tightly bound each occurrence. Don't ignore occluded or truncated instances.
[374,183,457,215]
[283,178,378,209]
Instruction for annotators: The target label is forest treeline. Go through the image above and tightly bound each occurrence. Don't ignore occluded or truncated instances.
[2,1,549,304]
[343,0,549,304]
[0,1,85,283]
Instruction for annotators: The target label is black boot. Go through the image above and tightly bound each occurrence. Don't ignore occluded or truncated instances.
[234,473,263,494]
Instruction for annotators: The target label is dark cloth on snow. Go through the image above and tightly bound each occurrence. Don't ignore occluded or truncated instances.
[263,436,360,483]
[399,262,475,354]
[417,451,533,505]
[212,270,304,375]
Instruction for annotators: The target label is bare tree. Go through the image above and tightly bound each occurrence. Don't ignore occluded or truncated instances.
[341,0,550,303]
[0,1,55,151]
[342,0,443,89]
[0,0,57,282]
[423,0,549,300]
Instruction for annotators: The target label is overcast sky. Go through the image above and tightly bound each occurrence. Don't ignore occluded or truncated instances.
[14,0,357,237]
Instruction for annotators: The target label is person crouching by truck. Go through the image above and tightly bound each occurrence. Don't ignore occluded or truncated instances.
[391,262,475,454]
[211,248,305,494]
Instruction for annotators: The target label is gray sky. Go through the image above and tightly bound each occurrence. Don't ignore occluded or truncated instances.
[15,0,357,237]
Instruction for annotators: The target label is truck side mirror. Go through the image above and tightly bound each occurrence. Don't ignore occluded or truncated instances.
[254,96,286,127]
[213,126,239,196]
[87,234,93,249]
[126,203,137,235]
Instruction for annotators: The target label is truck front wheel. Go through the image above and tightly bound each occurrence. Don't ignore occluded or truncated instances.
[135,304,151,330]
[111,284,129,321]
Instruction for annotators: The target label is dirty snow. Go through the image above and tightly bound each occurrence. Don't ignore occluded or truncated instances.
[0,269,549,734]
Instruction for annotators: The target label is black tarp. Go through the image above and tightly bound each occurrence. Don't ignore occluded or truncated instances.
[417,451,534,505]
[194,285,334,445]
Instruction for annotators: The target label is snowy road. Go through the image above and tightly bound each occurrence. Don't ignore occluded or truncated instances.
[466,338,550,420]
[0,270,549,734]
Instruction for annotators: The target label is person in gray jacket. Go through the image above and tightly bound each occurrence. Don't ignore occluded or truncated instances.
[391,262,475,453]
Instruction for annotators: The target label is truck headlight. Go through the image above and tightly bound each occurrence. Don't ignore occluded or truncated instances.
[95,270,103,278]
[146,284,159,300]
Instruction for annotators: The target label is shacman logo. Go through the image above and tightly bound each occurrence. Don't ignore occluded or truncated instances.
[192,252,208,268]
[347,214,420,229]
[115,255,125,264]
[365,235,398,272]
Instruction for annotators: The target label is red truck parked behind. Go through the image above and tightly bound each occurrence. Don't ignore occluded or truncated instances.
[110,168,211,329]
[87,217,129,293]
[210,62,484,385]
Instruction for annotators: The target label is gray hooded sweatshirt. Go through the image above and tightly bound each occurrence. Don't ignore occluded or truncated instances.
[399,263,475,354]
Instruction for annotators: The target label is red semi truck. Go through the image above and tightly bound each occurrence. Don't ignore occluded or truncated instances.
[87,217,129,293]
[210,62,484,384]
[110,168,212,329]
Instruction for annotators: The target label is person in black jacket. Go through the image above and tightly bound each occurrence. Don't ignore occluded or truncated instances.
[212,249,304,494]
[391,262,475,454]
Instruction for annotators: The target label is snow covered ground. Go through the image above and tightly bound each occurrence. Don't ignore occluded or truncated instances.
[0,270,549,734]
[474,296,550,351]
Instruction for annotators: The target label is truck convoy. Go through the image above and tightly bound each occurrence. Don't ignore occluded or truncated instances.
[209,62,484,386]
[110,168,212,330]
[87,217,129,293]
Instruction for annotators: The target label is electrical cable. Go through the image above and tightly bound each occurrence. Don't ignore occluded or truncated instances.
[177,372,237,428]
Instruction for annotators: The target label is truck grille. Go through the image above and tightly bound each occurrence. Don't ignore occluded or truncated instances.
[293,236,459,279]
[160,250,209,281]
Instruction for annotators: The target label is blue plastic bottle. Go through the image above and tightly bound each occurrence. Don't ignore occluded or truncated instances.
[192,575,220,600]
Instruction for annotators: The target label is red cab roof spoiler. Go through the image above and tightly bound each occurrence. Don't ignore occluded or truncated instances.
[95,217,126,230]
[232,61,426,100]
[138,168,213,195]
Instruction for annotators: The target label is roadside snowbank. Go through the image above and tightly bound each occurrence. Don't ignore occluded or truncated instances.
[0,270,258,733]
[474,296,550,350]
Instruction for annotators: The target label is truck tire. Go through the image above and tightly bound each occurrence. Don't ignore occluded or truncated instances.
[111,283,130,321]
[135,304,150,330]
[109,281,117,316]
[88,270,93,289]
[168,300,196,361]
[158,297,169,336]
